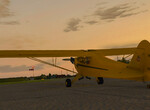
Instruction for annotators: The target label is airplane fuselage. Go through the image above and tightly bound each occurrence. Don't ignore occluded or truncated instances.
[74,55,144,81]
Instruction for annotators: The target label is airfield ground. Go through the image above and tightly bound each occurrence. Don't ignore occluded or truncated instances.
[0,78,150,110]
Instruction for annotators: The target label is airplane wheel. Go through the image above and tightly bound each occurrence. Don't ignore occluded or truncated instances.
[147,84,150,89]
[96,77,104,85]
[65,79,71,87]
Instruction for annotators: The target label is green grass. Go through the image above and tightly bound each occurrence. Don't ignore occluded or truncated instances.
[0,79,44,85]
[0,79,55,85]
[0,78,70,85]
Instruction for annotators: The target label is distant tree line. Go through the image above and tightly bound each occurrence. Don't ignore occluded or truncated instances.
[33,73,74,80]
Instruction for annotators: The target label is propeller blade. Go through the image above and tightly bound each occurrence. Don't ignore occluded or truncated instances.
[62,57,75,64]
[62,58,71,61]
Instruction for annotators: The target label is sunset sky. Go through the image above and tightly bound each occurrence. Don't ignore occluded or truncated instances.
[0,0,150,78]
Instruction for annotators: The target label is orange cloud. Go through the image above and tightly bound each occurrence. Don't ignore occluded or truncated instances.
[0,0,19,25]
[64,18,82,32]
[64,2,148,32]
[0,0,12,18]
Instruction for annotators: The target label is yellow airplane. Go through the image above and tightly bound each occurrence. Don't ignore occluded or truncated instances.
[0,40,150,88]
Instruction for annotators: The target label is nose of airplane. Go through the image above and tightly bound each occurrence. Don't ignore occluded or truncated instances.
[70,57,75,64]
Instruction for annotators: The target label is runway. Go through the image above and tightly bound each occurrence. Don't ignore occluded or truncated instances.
[0,78,150,110]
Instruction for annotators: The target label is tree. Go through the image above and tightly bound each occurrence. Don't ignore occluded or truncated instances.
[40,74,47,79]
[47,73,52,79]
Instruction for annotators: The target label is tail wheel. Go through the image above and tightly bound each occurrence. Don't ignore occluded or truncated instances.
[65,79,72,87]
[96,77,104,85]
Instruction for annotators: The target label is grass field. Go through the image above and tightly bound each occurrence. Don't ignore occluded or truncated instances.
[0,78,67,85]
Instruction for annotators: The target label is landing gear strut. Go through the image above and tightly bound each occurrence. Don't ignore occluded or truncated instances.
[65,79,72,87]
[96,77,104,85]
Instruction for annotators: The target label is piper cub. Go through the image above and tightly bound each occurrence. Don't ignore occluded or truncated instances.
[0,40,150,88]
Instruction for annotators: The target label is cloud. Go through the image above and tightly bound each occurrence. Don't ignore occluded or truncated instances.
[0,0,19,25]
[85,20,98,25]
[64,18,81,32]
[0,21,19,25]
[0,63,45,73]
[64,2,148,32]
[0,0,12,18]
[94,3,141,21]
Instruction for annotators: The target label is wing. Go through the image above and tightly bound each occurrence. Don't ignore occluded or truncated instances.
[0,50,87,58]
[0,48,142,58]
[91,48,143,56]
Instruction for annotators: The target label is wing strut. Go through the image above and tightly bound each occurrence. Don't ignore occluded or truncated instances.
[28,57,77,74]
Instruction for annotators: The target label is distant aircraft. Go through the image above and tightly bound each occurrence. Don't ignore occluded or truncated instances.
[0,40,150,88]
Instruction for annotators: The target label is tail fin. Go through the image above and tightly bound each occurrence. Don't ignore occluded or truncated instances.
[128,40,150,81]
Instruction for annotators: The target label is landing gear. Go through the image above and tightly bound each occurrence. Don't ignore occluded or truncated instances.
[147,84,150,89]
[96,77,104,85]
[65,79,72,87]
[85,76,91,80]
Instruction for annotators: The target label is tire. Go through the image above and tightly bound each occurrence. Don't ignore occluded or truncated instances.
[96,77,104,85]
[65,79,72,87]
[147,84,150,89]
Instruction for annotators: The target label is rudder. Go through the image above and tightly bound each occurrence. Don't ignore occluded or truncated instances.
[129,40,150,81]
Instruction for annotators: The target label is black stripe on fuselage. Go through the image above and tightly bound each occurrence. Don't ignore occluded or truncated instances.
[76,64,108,71]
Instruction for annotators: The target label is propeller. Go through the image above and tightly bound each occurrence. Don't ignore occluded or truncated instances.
[62,58,71,61]
[62,57,75,64]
